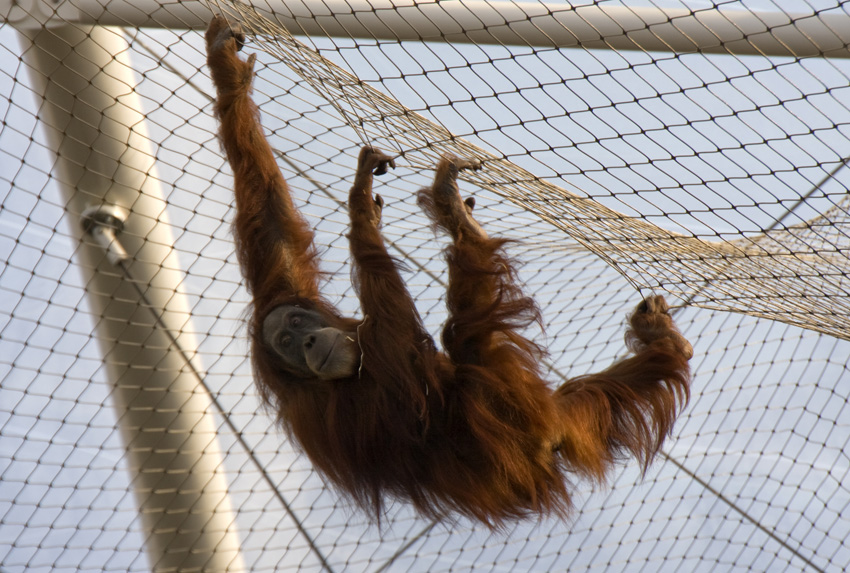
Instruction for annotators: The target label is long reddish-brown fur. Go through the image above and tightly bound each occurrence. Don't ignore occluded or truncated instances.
[206,16,692,527]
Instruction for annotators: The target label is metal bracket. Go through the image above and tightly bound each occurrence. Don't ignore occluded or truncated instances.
[80,204,129,266]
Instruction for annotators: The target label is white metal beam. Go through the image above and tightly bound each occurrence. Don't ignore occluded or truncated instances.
[11,20,245,573]
[3,0,848,58]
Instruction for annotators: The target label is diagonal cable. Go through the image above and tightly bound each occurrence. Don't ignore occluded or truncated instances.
[124,30,336,571]
[114,257,336,573]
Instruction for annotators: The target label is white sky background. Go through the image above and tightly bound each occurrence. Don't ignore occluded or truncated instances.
[2,1,850,571]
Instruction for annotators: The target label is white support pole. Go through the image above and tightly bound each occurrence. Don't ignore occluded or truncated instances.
[4,0,849,58]
[5,12,245,573]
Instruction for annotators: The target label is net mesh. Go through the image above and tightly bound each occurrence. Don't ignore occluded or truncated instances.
[1,1,849,572]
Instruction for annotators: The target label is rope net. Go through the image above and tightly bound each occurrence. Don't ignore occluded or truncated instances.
[1,1,848,571]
